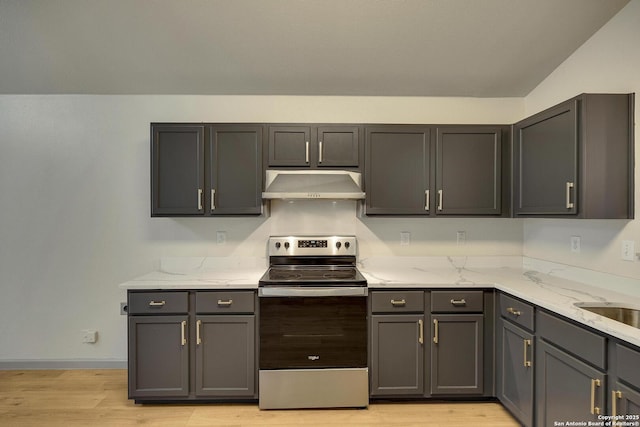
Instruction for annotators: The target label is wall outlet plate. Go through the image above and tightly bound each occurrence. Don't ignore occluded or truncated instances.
[82,330,98,344]
[622,240,635,261]
[217,231,227,245]
[120,302,128,315]
[570,236,581,253]
[400,232,410,246]
[456,231,466,245]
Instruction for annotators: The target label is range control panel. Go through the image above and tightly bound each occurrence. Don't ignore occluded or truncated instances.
[268,236,357,256]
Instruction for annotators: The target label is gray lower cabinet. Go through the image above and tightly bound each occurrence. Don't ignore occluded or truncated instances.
[513,93,634,218]
[610,342,640,419]
[430,314,484,395]
[612,382,640,418]
[195,315,255,397]
[128,315,190,398]
[535,310,607,426]
[127,290,256,402]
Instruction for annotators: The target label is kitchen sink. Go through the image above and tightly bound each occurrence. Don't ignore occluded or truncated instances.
[574,303,640,329]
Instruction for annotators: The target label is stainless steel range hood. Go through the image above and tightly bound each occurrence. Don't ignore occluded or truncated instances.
[262,170,365,200]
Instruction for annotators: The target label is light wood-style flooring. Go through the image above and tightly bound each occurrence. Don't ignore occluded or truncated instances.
[0,370,519,426]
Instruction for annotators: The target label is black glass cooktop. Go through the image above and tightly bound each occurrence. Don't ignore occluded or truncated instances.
[259,265,366,286]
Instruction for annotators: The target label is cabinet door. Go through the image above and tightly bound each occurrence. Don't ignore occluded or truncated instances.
[612,382,640,419]
[514,100,578,215]
[209,125,263,215]
[317,126,359,167]
[497,319,534,426]
[435,127,501,215]
[128,315,189,398]
[151,125,205,216]
[536,339,606,427]
[365,127,431,215]
[268,126,312,166]
[195,315,255,397]
[370,314,425,396]
[431,314,483,395]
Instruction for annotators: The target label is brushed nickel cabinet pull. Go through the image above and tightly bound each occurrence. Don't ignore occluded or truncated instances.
[507,307,521,316]
[418,319,424,345]
[211,189,216,211]
[523,339,532,367]
[566,182,575,209]
[180,320,187,346]
[148,300,166,307]
[437,189,443,211]
[196,320,202,345]
[197,188,203,210]
[612,390,622,417]
[450,298,466,307]
[217,299,233,306]
[318,141,323,163]
[433,319,439,344]
[590,378,601,415]
[390,299,406,307]
[305,141,310,163]
[425,190,430,211]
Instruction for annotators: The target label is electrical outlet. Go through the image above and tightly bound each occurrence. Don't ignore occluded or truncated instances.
[216,231,227,245]
[570,236,581,253]
[120,302,128,315]
[400,232,411,246]
[456,231,466,245]
[622,240,635,261]
[82,330,98,344]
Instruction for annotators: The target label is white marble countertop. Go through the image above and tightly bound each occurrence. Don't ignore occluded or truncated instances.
[119,255,640,348]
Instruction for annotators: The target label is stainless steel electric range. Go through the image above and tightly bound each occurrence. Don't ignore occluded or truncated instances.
[258,235,368,409]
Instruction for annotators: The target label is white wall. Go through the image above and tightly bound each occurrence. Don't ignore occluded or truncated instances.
[522,0,640,279]
[0,95,524,363]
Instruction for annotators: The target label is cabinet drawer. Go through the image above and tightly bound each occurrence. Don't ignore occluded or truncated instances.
[196,291,255,314]
[616,343,640,388]
[498,293,534,331]
[128,291,189,315]
[537,310,606,370]
[371,291,424,313]
[431,290,483,313]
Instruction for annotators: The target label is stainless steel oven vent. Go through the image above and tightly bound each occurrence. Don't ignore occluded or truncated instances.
[262,170,365,200]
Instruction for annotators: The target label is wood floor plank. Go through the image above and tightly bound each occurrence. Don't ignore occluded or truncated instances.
[0,370,519,426]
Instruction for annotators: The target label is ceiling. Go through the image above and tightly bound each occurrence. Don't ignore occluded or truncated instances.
[0,0,630,97]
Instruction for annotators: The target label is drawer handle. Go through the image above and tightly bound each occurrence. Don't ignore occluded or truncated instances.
[196,320,202,345]
[418,319,424,345]
[566,181,575,209]
[590,378,601,415]
[217,299,233,306]
[390,299,406,307]
[523,339,532,367]
[148,300,166,307]
[450,298,466,307]
[506,307,521,316]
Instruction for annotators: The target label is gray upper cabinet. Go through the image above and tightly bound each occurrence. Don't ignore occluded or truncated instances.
[151,123,263,217]
[435,126,502,215]
[365,126,432,215]
[209,125,263,215]
[268,125,360,168]
[513,93,634,218]
[151,125,205,216]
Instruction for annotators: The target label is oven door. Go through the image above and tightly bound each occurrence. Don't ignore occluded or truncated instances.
[259,293,367,369]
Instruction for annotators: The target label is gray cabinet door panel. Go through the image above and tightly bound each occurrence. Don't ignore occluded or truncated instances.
[613,382,640,418]
[514,100,578,215]
[151,125,205,215]
[209,125,263,215]
[195,315,255,397]
[431,314,484,395]
[436,127,501,215]
[268,126,311,166]
[365,127,431,215]
[317,126,359,167]
[536,339,606,427]
[498,319,534,426]
[370,314,425,396]
[128,315,189,398]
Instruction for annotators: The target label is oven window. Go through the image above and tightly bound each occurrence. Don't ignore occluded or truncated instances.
[259,296,367,369]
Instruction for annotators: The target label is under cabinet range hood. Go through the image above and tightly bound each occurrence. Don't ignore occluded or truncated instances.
[262,170,365,200]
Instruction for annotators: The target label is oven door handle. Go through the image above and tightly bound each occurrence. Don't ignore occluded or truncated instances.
[258,287,368,297]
